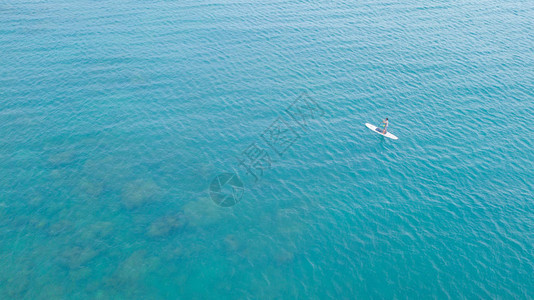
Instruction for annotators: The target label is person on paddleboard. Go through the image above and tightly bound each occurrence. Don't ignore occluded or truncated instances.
[381,118,389,134]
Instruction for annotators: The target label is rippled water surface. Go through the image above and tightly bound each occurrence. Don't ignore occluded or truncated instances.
[1,0,533,298]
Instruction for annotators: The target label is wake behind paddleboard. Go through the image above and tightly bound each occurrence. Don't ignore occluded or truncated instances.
[365,123,398,140]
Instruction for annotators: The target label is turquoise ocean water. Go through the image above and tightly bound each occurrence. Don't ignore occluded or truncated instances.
[1,0,533,298]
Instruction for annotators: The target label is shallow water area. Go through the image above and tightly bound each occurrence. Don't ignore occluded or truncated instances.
[0,0,533,298]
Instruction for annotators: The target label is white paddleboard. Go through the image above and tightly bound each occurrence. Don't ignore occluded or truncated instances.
[365,123,398,140]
